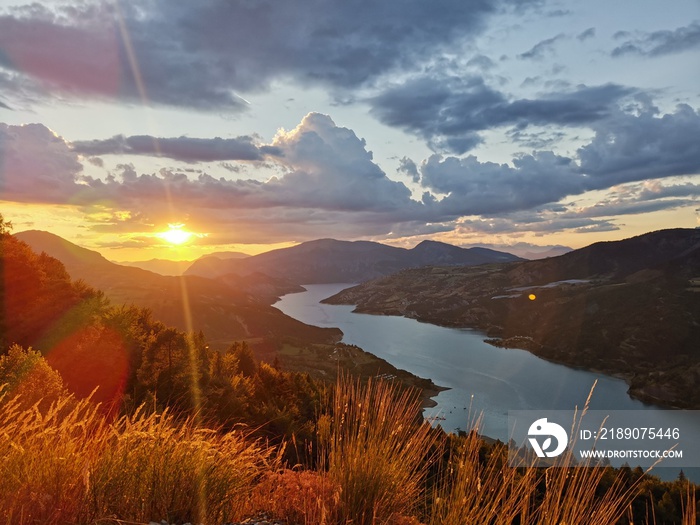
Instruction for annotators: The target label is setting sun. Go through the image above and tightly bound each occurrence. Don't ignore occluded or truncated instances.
[157,224,194,245]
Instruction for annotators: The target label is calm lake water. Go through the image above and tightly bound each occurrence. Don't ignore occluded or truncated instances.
[275,283,700,481]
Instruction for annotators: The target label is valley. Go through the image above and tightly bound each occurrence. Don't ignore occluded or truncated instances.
[323,229,700,408]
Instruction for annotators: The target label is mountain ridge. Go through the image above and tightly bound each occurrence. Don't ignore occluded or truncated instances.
[13,230,338,349]
[185,237,522,282]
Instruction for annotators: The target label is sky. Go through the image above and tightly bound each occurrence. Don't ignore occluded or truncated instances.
[0,0,698,261]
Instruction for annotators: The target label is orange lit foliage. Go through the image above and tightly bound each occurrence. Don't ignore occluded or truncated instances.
[0,227,104,350]
[46,326,130,409]
[0,223,123,408]
[251,469,341,524]
[0,344,66,409]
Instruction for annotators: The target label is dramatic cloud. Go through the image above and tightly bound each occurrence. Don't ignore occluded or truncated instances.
[266,113,419,213]
[551,180,700,221]
[612,21,700,57]
[456,215,620,235]
[420,152,584,217]
[396,157,420,183]
[578,104,700,185]
[414,104,700,218]
[0,68,47,108]
[3,104,699,243]
[0,123,82,202]
[72,135,279,163]
[0,115,428,241]
[370,76,633,153]
[0,0,530,110]
[637,181,700,201]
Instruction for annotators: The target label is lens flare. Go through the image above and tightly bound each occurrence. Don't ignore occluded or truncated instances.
[158,224,194,245]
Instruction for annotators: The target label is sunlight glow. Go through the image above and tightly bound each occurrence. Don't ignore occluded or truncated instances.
[158,224,195,245]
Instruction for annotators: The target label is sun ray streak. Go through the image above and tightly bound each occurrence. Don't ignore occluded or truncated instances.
[113,3,207,518]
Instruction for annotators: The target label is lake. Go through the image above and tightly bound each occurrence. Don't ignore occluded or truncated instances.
[275,283,700,481]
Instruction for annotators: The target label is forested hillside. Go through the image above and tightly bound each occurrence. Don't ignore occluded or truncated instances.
[1,218,325,447]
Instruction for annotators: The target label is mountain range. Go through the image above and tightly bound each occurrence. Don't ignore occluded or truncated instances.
[115,258,195,276]
[185,238,521,283]
[12,230,518,353]
[115,251,250,276]
[13,230,336,351]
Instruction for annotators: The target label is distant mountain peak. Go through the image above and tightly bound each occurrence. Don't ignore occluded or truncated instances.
[413,239,453,249]
[14,230,111,267]
[186,237,521,283]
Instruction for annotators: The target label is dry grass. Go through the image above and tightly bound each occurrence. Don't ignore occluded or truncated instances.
[325,376,441,525]
[0,378,696,525]
[0,392,274,524]
[0,394,103,523]
[682,484,697,525]
[85,406,274,524]
[428,437,640,525]
[428,397,668,525]
[428,429,536,525]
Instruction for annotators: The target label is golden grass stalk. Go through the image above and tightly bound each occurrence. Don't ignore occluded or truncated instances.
[682,483,697,525]
[428,428,536,525]
[531,394,650,525]
[429,384,652,525]
[327,376,441,525]
[0,392,104,524]
[0,391,274,524]
[85,405,274,524]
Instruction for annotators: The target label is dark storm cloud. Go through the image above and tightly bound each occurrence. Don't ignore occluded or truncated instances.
[370,75,633,153]
[420,152,585,217]
[0,0,534,110]
[578,104,700,185]
[415,104,700,219]
[72,135,279,163]
[518,33,566,60]
[612,21,700,57]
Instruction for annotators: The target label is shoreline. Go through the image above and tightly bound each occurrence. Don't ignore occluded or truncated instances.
[342,304,689,411]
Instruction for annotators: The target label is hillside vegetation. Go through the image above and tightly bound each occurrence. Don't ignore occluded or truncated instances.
[14,230,338,350]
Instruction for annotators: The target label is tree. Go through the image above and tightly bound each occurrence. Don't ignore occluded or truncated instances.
[0,344,65,409]
[137,327,187,405]
[229,341,256,377]
[0,213,12,235]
